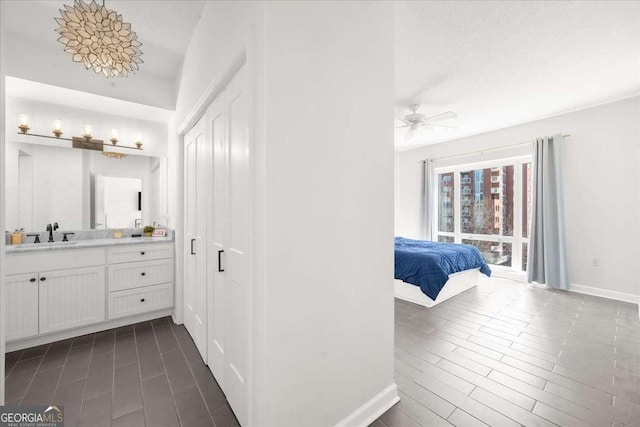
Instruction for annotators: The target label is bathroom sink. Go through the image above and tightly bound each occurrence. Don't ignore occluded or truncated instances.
[47,241,79,247]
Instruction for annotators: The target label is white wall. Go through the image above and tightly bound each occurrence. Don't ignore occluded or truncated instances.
[262,2,395,426]
[395,97,640,299]
[173,1,396,425]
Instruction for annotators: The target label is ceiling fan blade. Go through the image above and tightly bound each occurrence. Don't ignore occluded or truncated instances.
[395,124,410,129]
[422,123,459,129]
[422,111,457,123]
[403,127,415,141]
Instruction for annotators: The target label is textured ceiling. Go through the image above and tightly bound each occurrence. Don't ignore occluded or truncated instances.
[395,1,640,149]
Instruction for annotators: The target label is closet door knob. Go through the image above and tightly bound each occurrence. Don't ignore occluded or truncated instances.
[29,278,36,283]
[140,298,145,302]
[140,251,145,255]
[141,272,146,276]
[40,277,46,281]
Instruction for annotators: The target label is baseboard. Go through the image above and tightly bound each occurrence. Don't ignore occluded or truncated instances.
[334,383,399,427]
[570,283,639,305]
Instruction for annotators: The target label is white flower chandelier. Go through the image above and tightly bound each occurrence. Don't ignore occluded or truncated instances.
[55,0,143,78]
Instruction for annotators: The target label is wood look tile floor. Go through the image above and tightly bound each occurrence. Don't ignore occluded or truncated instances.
[374,277,640,427]
[4,317,239,427]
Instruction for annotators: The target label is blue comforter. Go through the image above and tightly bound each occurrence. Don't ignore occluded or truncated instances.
[395,237,491,300]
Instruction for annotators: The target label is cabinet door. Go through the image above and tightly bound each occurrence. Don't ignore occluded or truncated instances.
[39,266,106,334]
[6,273,39,341]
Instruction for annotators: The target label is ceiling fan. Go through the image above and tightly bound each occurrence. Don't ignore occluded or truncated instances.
[396,104,458,141]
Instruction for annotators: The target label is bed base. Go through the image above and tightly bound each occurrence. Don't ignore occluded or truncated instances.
[394,268,480,308]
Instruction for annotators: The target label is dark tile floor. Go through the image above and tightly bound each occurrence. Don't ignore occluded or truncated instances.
[4,317,239,427]
[6,278,640,427]
[373,277,640,427]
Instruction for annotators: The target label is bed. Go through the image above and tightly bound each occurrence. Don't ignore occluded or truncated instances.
[394,236,491,308]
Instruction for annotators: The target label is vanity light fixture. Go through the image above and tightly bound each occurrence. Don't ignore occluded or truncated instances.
[55,0,143,78]
[16,116,143,152]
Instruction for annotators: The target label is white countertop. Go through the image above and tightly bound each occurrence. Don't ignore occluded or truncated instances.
[6,236,174,254]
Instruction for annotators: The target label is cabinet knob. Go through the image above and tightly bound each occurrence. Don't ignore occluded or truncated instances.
[30,278,36,283]
[40,277,46,281]
[140,298,145,302]
[141,272,146,276]
[140,251,145,255]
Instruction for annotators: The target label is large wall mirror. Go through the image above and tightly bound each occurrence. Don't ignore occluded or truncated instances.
[5,140,165,231]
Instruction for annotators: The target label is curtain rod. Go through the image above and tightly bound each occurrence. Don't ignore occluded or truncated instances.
[418,134,571,163]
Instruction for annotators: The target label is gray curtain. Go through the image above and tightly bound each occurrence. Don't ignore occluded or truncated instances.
[526,134,569,289]
[421,160,435,241]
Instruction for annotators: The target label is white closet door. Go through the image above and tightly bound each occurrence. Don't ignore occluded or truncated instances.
[184,122,208,360]
[224,64,250,426]
[207,97,227,384]
[206,63,250,426]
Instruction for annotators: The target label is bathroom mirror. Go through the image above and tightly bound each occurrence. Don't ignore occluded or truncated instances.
[5,140,164,231]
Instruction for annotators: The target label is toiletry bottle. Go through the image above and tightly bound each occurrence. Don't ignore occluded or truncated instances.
[11,229,23,245]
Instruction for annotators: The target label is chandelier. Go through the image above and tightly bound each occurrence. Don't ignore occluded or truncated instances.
[55,0,143,78]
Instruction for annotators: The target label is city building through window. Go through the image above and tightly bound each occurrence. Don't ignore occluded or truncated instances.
[436,156,532,272]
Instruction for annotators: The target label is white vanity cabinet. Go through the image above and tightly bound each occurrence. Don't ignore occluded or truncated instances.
[5,248,106,341]
[5,241,175,351]
[5,273,39,341]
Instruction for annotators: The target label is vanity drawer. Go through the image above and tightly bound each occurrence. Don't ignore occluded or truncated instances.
[108,259,174,291]
[108,283,174,319]
[107,243,173,264]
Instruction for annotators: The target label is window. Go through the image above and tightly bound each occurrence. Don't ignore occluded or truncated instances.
[435,157,532,272]
[438,172,455,233]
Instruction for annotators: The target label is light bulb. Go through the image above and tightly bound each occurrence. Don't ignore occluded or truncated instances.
[110,129,119,145]
[52,120,63,138]
[17,115,30,134]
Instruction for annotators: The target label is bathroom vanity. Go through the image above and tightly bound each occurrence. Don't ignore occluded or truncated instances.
[5,238,174,351]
